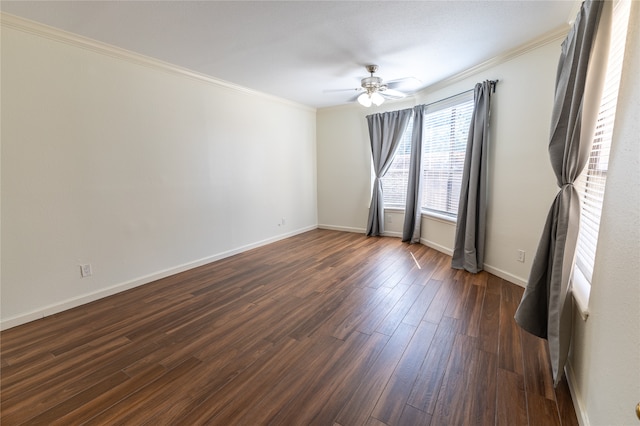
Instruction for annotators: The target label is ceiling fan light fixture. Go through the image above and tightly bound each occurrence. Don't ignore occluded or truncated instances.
[352,65,401,107]
[371,91,384,106]
[357,92,373,107]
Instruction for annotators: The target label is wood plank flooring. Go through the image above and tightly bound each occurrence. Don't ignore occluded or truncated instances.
[0,229,578,425]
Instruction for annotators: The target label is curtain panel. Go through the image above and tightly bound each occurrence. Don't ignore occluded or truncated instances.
[514,0,611,386]
[402,105,426,243]
[451,80,494,273]
[366,109,413,236]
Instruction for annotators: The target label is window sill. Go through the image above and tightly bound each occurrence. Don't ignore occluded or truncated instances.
[383,207,405,214]
[421,210,457,224]
[384,206,457,225]
[383,207,457,225]
[571,267,591,320]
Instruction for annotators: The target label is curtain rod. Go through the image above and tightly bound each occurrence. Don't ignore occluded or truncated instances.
[420,79,499,108]
[367,80,499,118]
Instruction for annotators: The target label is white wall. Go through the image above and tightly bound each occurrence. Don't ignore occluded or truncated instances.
[317,35,562,286]
[0,17,317,328]
[568,3,640,424]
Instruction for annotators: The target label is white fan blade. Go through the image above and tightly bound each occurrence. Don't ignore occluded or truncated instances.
[386,77,421,91]
[323,88,362,93]
[381,88,407,99]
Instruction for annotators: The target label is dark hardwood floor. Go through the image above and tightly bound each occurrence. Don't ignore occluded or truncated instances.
[0,229,578,425]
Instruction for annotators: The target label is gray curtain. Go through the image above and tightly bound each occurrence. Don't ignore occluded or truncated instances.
[366,109,413,236]
[451,81,493,273]
[515,0,611,386]
[402,105,425,243]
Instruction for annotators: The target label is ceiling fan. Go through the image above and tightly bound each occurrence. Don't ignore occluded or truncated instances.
[353,65,412,107]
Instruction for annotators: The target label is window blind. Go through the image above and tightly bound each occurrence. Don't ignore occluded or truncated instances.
[574,0,631,283]
[421,93,474,217]
[381,118,413,208]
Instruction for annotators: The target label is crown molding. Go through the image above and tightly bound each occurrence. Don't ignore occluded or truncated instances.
[0,12,316,113]
[417,24,570,96]
[320,24,570,111]
[2,11,567,114]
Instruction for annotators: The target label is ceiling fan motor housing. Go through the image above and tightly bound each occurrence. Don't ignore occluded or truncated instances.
[361,76,384,92]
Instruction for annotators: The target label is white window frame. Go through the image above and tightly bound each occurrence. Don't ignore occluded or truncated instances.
[571,0,631,319]
[380,91,475,221]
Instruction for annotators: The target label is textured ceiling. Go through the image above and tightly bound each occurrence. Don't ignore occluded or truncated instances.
[1,1,576,108]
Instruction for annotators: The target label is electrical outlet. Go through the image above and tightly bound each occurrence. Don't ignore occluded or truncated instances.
[517,250,526,263]
[80,264,92,278]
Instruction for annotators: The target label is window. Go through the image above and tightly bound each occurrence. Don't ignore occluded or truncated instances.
[421,93,474,217]
[381,117,413,208]
[381,91,474,218]
[572,0,631,314]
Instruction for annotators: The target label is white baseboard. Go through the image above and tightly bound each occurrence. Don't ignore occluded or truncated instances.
[4,223,530,330]
[482,264,528,288]
[0,225,317,331]
[418,239,528,288]
[565,362,589,426]
[419,238,454,256]
[317,224,366,234]
[382,231,403,238]
[354,233,529,288]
